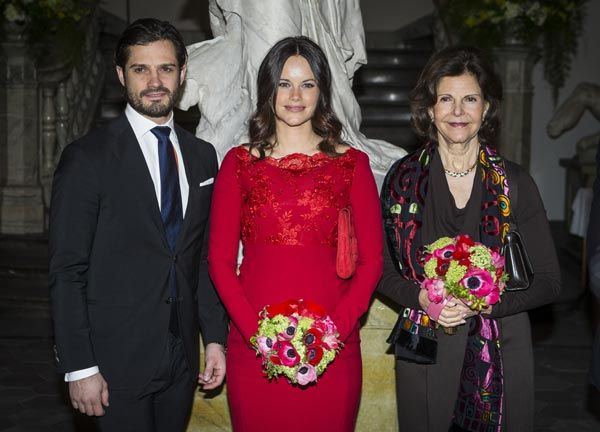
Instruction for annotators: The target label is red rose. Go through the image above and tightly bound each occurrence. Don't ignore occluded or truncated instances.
[453,235,474,264]
[456,234,475,247]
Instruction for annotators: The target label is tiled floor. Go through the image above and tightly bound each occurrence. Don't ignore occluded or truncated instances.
[1,228,600,431]
[0,337,94,431]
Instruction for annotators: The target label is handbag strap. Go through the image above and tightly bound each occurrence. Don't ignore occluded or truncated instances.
[505,161,519,230]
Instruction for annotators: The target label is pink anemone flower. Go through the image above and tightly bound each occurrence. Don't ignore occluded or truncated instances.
[433,244,455,260]
[256,336,276,357]
[296,363,317,386]
[273,341,300,367]
[277,316,298,341]
[460,268,495,298]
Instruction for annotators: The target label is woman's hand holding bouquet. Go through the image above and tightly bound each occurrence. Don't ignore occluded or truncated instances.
[420,235,507,333]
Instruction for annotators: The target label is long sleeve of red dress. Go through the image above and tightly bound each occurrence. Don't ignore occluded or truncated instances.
[331,151,383,340]
[208,149,258,343]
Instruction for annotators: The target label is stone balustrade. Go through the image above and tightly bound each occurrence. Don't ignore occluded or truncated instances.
[0,8,104,235]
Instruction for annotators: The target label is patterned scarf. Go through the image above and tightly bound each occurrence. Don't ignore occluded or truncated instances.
[382,142,513,432]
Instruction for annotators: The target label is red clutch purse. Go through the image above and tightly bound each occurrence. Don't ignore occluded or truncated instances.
[336,207,358,279]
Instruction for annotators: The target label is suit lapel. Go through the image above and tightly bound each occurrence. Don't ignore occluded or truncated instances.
[108,115,170,251]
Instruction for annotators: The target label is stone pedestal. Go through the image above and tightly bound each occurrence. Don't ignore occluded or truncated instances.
[355,298,398,431]
[0,30,45,234]
[188,297,398,431]
[493,43,537,171]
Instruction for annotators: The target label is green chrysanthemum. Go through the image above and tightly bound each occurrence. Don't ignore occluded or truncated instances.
[424,258,439,278]
[469,245,492,269]
[445,261,467,284]
[426,237,454,253]
[257,314,289,338]
[316,350,337,375]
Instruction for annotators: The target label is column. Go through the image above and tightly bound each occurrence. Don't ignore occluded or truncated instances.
[0,26,45,234]
[493,43,537,171]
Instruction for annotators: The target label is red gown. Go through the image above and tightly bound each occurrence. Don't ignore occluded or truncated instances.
[208,146,383,431]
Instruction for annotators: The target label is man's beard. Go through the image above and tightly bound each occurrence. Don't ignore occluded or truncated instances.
[126,84,180,119]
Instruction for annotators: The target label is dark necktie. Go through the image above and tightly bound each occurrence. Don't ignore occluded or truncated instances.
[151,126,183,251]
[151,126,182,336]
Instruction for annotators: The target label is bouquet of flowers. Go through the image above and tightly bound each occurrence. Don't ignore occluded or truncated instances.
[250,299,343,386]
[422,235,508,315]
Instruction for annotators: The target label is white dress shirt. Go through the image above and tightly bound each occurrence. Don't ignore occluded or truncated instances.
[65,105,189,382]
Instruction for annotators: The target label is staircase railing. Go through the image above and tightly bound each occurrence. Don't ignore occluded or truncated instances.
[37,7,105,212]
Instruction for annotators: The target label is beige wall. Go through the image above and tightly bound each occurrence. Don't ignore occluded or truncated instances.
[360,0,434,31]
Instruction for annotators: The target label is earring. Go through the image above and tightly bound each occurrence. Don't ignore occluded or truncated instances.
[269,95,275,114]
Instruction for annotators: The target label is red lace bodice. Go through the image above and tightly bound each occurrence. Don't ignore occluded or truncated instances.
[208,144,383,344]
[233,147,357,247]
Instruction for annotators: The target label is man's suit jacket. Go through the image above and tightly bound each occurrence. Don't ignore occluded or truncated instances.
[49,114,228,391]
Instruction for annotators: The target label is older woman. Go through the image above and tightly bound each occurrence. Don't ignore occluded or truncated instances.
[377,46,561,431]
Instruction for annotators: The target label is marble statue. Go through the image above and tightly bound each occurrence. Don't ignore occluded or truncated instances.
[547,82,600,162]
[178,0,407,182]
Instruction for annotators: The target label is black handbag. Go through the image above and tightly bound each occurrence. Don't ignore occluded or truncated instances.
[502,229,534,291]
[386,308,438,364]
[502,163,534,291]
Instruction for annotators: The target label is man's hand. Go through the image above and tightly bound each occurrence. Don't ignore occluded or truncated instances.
[198,343,226,390]
[69,372,109,416]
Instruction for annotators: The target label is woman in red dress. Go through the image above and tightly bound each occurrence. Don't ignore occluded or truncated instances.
[208,36,383,431]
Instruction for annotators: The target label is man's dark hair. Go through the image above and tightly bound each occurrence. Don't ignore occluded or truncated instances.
[114,18,187,69]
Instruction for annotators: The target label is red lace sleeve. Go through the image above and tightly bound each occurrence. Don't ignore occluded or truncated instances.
[208,148,258,344]
[331,150,383,340]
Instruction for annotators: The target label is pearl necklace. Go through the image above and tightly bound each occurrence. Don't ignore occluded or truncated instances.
[444,161,477,178]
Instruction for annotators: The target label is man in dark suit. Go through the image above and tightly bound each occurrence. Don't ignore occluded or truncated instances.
[49,18,228,430]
